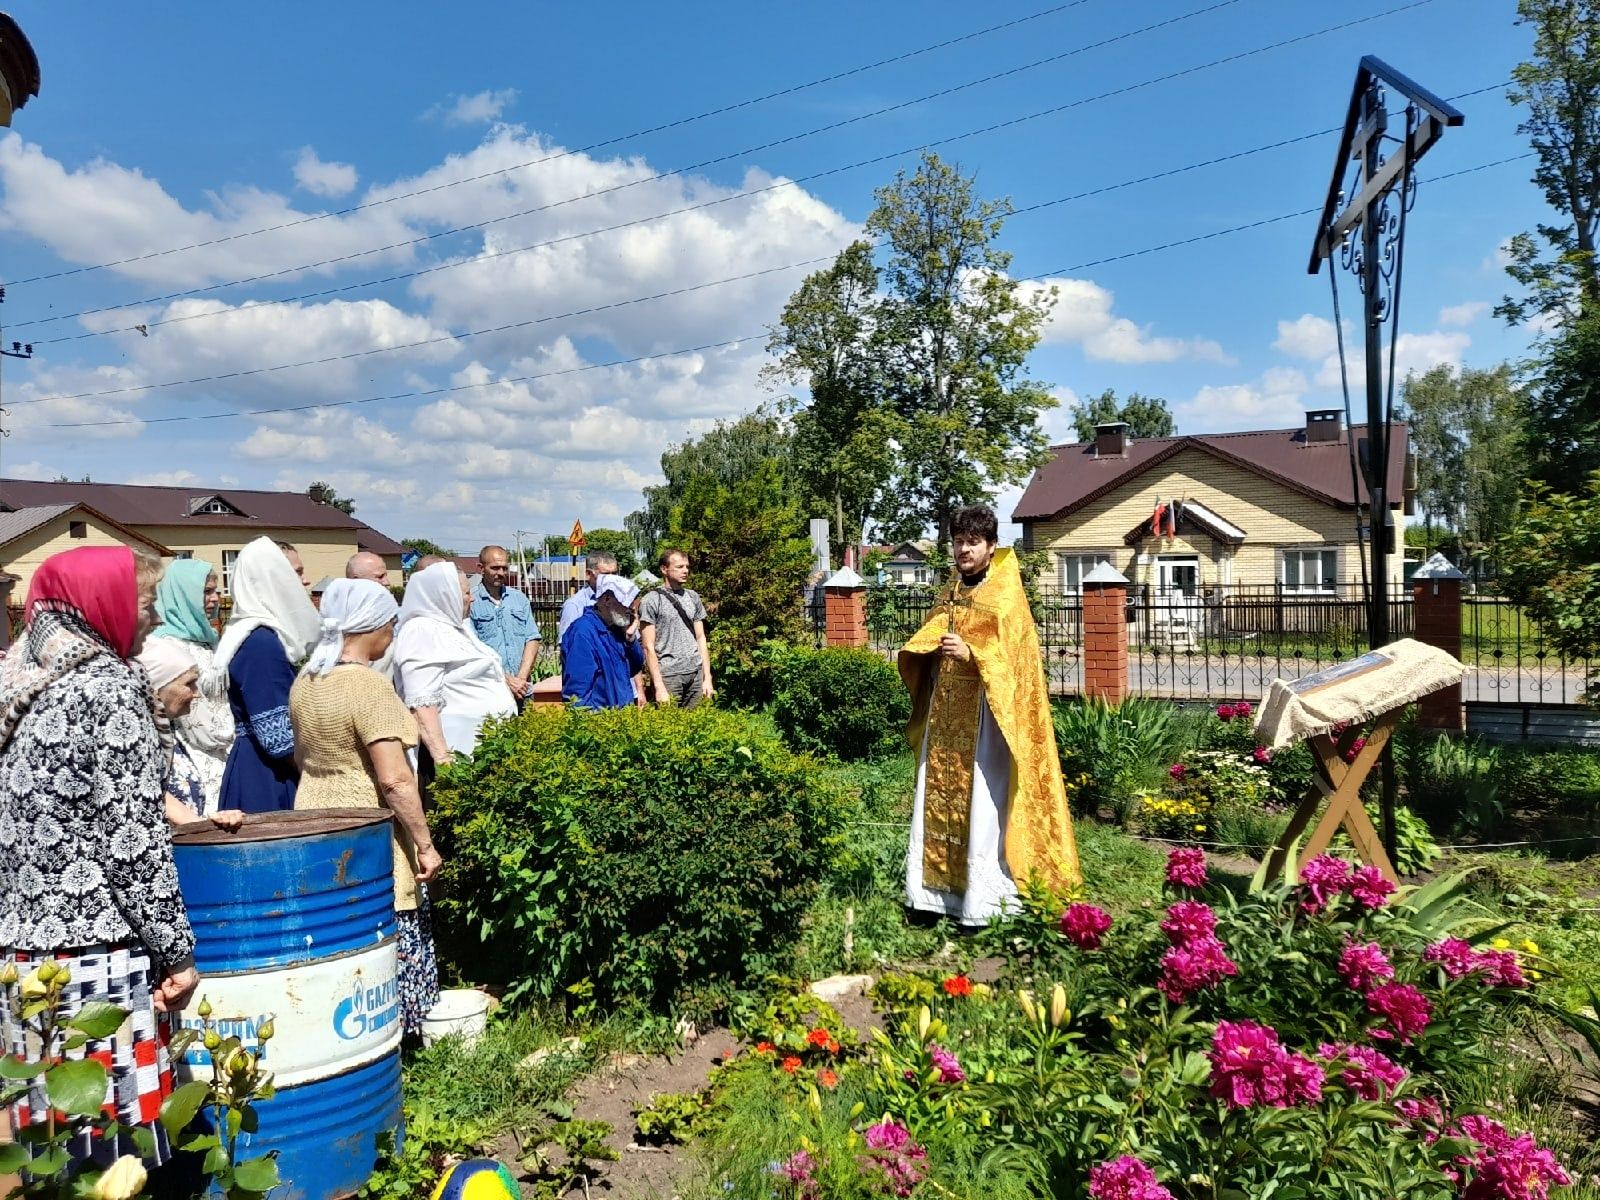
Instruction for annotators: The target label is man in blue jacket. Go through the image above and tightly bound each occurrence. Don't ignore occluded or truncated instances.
[560,574,645,710]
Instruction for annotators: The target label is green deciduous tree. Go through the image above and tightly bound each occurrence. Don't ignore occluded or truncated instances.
[865,153,1057,549]
[581,527,640,576]
[1068,388,1176,442]
[1500,0,1600,325]
[308,480,356,514]
[625,411,795,557]
[1397,363,1526,572]
[401,536,455,558]
[1525,308,1600,483]
[765,240,896,559]
[1500,472,1600,700]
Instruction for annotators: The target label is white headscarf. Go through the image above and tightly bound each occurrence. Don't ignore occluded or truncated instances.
[137,637,199,692]
[398,561,470,631]
[201,536,322,698]
[393,562,502,706]
[304,578,399,677]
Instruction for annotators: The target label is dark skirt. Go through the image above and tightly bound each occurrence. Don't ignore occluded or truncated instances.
[396,890,440,1037]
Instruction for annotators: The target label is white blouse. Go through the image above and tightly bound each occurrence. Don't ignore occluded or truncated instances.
[170,640,235,810]
[393,619,516,756]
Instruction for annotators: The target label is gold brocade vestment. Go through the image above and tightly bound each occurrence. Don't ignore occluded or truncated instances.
[898,549,1081,895]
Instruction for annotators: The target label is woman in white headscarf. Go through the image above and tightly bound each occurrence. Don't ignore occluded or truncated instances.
[208,536,322,813]
[136,637,244,832]
[393,562,516,764]
[291,578,441,1035]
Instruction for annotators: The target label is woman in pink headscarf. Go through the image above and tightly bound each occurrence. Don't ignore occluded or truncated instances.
[0,546,198,1170]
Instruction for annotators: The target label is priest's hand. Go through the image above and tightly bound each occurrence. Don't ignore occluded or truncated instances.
[939,632,971,662]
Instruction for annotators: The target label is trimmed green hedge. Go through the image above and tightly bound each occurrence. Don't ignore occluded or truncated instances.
[430,705,849,1016]
[771,645,911,762]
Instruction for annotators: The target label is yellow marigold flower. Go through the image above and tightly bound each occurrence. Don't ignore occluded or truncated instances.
[1491,937,1512,951]
[1521,939,1541,956]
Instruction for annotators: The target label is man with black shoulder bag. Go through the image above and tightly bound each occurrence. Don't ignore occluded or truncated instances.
[640,548,714,708]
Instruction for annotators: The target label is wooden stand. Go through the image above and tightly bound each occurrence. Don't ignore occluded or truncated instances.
[1264,709,1401,884]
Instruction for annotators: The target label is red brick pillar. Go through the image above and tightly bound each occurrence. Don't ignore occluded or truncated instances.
[823,567,868,649]
[1411,552,1465,733]
[1081,563,1129,703]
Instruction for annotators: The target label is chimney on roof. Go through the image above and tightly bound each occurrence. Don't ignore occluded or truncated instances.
[1094,422,1129,458]
[1305,409,1343,444]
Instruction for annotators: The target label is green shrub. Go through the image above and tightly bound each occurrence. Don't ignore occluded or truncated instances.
[1502,746,1600,813]
[1404,733,1505,837]
[771,645,911,761]
[431,706,850,1017]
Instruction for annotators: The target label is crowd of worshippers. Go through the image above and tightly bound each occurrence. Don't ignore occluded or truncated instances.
[0,537,713,1174]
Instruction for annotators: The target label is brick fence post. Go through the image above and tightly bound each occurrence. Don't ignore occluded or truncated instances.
[1411,552,1465,733]
[1081,562,1130,703]
[823,566,868,649]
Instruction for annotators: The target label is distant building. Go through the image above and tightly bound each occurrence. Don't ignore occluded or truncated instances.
[875,540,936,586]
[0,478,405,594]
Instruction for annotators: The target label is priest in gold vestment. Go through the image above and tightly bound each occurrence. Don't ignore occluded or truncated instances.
[898,505,1080,924]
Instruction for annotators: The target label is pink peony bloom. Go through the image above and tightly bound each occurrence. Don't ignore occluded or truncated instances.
[1165,846,1208,889]
[1337,940,1395,992]
[1349,865,1396,909]
[1060,903,1114,951]
[1160,900,1218,946]
[1207,1020,1325,1108]
[1234,701,1253,718]
[1366,982,1432,1043]
[1477,948,1528,989]
[1088,1155,1175,1200]
[1452,1117,1571,1200]
[1298,854,1353,914]
[1168,762,1187,780]
[1344,736,1368,763]
[1397,1096,1445,1127]
[1318,1042,1407,1100]
[1252,745,1272,764]
[1424,937,1480,979]
[927,1043,965,1085]
[1216,703,1236,721]
[864,1118,915,1153]
[1158,935,1238,1003]
[860,1119,927,1198]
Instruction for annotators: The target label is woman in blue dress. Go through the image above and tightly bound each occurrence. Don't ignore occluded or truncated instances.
[201,536,320,812]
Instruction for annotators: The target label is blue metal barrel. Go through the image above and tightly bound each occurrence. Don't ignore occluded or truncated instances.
[172,809,403,1200]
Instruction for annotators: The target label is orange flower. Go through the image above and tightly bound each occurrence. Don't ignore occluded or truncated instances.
[826,1038,840,1055]
[781,1055,802,1074]
[755,1041,775,1054]
[943,975,974,997]
[806,1027,832,1048]
[817,1068,839,1089]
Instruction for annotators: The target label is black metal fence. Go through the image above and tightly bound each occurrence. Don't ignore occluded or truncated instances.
[836,584,1592,706]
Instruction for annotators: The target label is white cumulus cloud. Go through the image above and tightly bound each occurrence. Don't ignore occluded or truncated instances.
[1026,277,1229,364]
[426,88,519,126]
[292,147,358,198]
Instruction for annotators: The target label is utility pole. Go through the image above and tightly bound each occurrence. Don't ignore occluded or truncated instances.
[1309,57,1462,866]
[0,287,37,484]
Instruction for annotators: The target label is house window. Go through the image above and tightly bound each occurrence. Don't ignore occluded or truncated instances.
[1059,554,1110,592]
[175,550,193,560]
[1282,548,1338,593]
[197,498,235,515]
[914,567,928,583]
[68,521,87,539]
[221,549,240,594]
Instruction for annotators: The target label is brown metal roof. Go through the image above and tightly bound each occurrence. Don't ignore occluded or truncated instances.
[1011,423,1410,523]
[0,502,175,555]
[0,479,404,555]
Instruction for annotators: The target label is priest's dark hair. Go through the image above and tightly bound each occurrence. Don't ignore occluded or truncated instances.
[949,504,998,545]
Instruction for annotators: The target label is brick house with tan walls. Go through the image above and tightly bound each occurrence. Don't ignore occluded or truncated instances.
[1011,411,1412,599]
[0,478,405,596]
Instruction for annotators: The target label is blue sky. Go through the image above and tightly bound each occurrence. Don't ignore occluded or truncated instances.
[0,0,1547,548]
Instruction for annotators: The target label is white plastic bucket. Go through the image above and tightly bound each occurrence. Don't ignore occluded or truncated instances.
[421,989,491,1048]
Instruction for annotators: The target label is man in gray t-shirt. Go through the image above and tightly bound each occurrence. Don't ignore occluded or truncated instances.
[640,548,714,708]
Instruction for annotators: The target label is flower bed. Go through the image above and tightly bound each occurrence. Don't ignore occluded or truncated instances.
[669,848,1597,1199]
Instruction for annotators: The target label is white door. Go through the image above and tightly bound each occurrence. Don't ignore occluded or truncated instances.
[1156,555,1200,597]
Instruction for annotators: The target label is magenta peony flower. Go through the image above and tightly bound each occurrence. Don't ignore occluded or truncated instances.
[1216,703,1236,721]
[1088,1155,1175,1200]
[1318,1042,1407,1100]
[1344,735,1367,763]
[1452,1116,1571,1200]
[1348,865,1396,909]
[1298,854,1353,914]
[1454,1115,1514,1152]
[1168,762,1187,780]
[1160,900,1218,946]
[1158,935,1238,1003]
[1477,948,1528,989]
[863,1118,914,1153]
[1424,937,1480,979]
[1234,700,1253,718]
[859,1118,927,1199]
[926,1043,966,1085]
[1337,940,1395,992]
[1059,902,1114,950]
[1252,745,1271,764]
[1397,1096,1445,1127]
[1207,1020,1324,1108]
[1366,982,1432,1042]
[1165,846,1207,889]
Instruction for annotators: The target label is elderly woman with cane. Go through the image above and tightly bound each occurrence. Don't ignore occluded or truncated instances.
[290,578,442,1036]
[0,546,198,1170]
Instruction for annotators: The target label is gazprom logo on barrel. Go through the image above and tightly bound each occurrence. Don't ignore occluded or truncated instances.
[333,972,401,1041]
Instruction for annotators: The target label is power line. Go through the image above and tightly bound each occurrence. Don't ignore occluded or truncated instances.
[19,116,1512,410]
[27,151,1531,433]
[1,0,1107,288]
[16,0,1249,336]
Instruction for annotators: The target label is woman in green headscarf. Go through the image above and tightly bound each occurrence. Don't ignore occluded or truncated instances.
[149,558,234,808]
